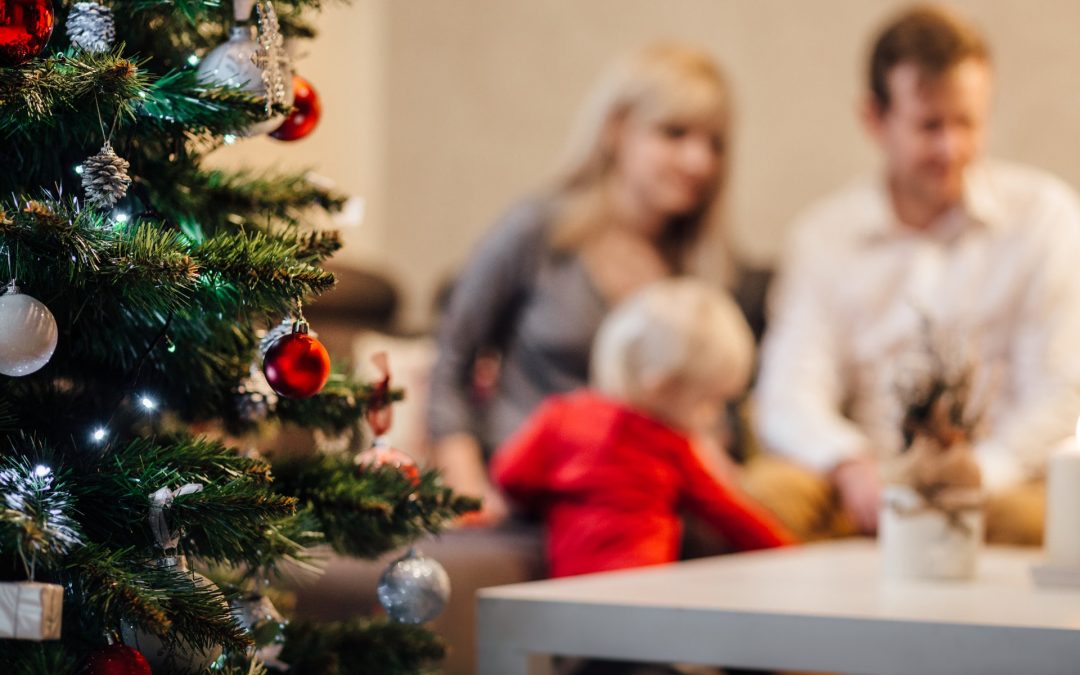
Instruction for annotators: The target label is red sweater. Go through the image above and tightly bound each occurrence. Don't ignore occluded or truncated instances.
[491,391,795,577]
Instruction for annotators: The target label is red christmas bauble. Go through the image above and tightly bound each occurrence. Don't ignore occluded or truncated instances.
[269,75,321,141]
[263,330,331,399]
[83,644,152,675]
[0,0,54,67]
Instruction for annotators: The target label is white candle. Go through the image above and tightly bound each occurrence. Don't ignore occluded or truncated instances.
[1045,417,1080,567]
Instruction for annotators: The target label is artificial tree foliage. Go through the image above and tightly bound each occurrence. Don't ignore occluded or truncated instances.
[0,1,477,672]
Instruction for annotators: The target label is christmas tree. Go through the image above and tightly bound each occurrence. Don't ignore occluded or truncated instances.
[0,0,477,672]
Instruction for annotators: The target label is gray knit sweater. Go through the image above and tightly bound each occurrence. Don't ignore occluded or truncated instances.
[426,197,608,455]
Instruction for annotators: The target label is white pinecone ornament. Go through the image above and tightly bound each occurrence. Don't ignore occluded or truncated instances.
[82,141,131,209]
[66,2,116,53]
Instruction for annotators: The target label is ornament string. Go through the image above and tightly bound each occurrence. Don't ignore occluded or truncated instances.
[94,95,106,141]
[92,95,122,145]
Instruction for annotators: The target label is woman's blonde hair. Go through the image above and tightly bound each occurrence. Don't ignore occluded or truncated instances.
[550,43,732,274]
[591,278,753,406]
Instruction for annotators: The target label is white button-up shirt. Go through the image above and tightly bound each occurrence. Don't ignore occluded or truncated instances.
[755,160,1080,491]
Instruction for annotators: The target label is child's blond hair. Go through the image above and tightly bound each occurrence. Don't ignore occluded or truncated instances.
[591,278,753,408]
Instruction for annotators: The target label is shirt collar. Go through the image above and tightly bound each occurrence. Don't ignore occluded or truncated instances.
[859,162,1008,243]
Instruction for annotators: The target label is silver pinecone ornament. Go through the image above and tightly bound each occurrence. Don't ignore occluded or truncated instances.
[66,2,116,53]
[82,141,131,209]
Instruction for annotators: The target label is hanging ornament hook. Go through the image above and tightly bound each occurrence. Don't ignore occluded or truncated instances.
[3,244,14,289]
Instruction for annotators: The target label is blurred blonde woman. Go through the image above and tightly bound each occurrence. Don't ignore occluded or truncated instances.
[428,43,735,525]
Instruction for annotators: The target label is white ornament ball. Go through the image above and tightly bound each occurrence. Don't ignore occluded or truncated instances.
[0,287,58,376]
[196,26,293,136]
[121,562,225,670]
[377,548,450,624]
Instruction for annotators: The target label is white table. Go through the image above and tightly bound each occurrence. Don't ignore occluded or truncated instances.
[476,540,1080,674]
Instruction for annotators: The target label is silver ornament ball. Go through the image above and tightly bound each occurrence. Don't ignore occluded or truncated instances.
[196,25,292,136]
[377,548,450,624]
[0,286,58,376]
[231,592,288,665]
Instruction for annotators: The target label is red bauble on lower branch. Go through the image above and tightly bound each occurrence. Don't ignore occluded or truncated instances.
[262,320,331,399]
[0,0,54,67]
[270,75,321,141]
[83,644,152,675]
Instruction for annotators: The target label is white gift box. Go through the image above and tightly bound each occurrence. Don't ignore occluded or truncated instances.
[0,581,63,640]
[880,485,983,581]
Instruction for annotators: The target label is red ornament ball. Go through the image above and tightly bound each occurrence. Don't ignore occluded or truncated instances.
[0,0,54,67]
[263,330,331,399]
[269,75,321,141]
[83,644,152,675]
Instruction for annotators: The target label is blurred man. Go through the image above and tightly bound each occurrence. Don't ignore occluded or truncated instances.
[753,4,1080,544]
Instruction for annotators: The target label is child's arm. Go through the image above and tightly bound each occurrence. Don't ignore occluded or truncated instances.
[490,398,561,510]
[677,443,798,550]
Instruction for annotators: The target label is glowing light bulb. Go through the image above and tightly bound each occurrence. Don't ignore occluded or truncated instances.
[91,427,107,442]
[139,395,157,411]
[33,465,50,478]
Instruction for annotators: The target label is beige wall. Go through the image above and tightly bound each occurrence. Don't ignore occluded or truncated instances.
[213,0,1080,330]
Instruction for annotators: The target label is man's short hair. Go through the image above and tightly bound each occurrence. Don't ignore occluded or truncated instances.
[869,4,989,110]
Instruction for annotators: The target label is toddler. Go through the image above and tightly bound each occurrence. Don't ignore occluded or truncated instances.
[492,278,795,577]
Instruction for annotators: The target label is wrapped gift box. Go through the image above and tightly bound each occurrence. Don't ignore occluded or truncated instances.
[0,581,63,640]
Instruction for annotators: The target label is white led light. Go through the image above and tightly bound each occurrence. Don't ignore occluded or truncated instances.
[74,165,84,175]
[187,54,200,66]
[223,134,237,145]
[113,212,130,224]
[139,395,157,411]
[91,427,107,442]
[33,465,51,478]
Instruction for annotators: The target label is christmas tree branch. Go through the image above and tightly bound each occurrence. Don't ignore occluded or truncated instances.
[64,544,174,636]
[280,617,447,675]
[0,199,196,318]
[193,229,335,310]
[139,70,273,136]
[293,228,343,262]
[142,562,252,654]
[0,642,78,675]
[0,49,144,132]
[272,379,403,435]
[243,507,325,578]
[167,481,299,566]
[271,455,481,559]
[0,454,83,578]
[187,168,347,232]
[72,436,284,552]
[121,0,232,25]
